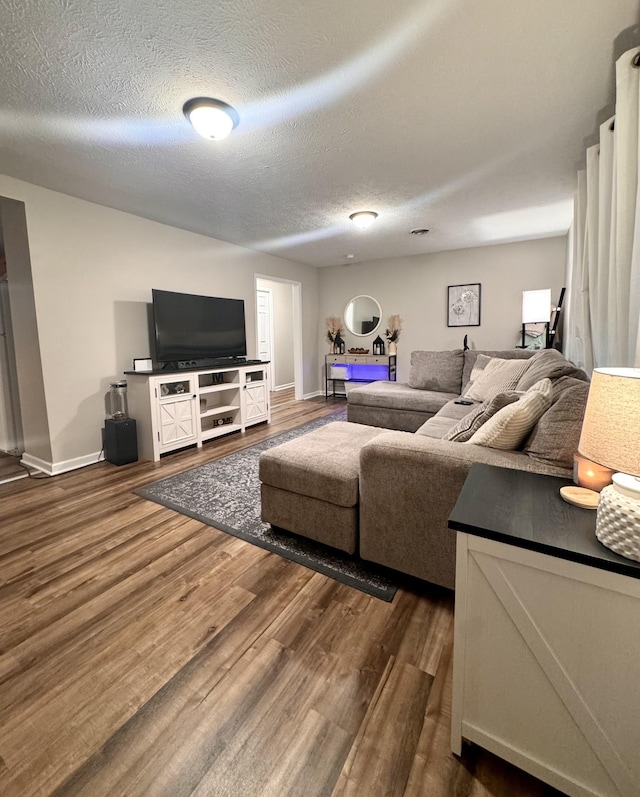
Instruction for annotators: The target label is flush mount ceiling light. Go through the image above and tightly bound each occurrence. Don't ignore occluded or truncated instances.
[349,211,378,229]
[183,97,239,140]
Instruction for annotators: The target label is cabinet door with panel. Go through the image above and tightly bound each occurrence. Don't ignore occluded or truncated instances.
[243,366,270,426]
[154,376,197,452]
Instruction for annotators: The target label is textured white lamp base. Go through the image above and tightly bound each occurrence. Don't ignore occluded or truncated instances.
[595,479,640,563]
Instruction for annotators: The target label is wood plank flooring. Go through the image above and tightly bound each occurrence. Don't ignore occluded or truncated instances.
[0,452,26,484]
[0,398,563,797]
[270,386,296,407]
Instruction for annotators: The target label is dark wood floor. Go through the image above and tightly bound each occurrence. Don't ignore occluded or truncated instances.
[0,398,562,797]
[270,386,296,407]
[0,451,26,484]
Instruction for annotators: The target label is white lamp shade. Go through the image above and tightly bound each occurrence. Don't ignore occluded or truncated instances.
[522,289,551,324]
[578,368,640,477]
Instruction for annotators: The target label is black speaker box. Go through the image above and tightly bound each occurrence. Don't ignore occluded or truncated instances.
[104,418,138,466]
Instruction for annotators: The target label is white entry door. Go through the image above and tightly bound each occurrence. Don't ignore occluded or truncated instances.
[256,289,273,364]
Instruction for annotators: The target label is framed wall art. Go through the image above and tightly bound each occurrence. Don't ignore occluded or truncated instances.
[447,283,481,327]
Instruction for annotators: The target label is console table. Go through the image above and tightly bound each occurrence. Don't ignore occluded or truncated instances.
[448,464,640,797]
[325,353,396,398]
[125,362,270,461]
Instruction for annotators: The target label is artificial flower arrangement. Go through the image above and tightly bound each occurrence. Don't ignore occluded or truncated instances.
[385,314,403,343]
[325,316,345,345]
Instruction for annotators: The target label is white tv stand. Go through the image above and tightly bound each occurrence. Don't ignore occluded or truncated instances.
[125,361,270,462]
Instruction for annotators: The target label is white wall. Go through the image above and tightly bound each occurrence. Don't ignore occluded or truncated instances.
[0,175,319,471]
[318,236,568,382]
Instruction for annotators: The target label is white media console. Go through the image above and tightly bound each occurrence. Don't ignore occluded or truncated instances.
[125,361,270,461]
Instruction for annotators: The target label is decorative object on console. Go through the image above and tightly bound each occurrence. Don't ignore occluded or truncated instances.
[373,336,385,355]
[334,332,345,354]
[325,316,345,352]
[521,289,551,349]
[344,295,382,336]
[574,368,640,560]
[385,314,403,355]
[447,284,480,327]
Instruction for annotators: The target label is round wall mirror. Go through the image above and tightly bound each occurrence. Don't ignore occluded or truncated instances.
[344,295,382,337]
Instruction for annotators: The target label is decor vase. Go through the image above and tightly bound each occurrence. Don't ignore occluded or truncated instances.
[388,342,397,355]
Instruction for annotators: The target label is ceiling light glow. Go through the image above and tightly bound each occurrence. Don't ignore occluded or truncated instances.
[183,98,239,140]
[349,211,378,229]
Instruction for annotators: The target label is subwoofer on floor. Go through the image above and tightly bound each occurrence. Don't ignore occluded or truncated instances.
[104,418,138,466]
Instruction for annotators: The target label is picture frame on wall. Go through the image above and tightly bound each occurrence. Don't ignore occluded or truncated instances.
[447,283,481,327]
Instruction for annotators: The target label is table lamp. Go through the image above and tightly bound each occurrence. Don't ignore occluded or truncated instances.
[575,368,640,562]
[521,289,551,348]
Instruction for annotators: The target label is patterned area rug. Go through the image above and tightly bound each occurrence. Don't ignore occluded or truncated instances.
[135,410,398,601]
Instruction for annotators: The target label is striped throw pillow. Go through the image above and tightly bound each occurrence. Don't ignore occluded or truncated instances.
[443,392,520,442]
[467,379,553,450]
[463,355,531,402]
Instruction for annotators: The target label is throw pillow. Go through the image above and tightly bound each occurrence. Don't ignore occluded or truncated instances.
[467,378,553,450]
[463,355,531,402]
[522,377,590,469]
[461,349,533,393]
[408,349,464,393]
[515,349,589,392]
[443,392,520,442]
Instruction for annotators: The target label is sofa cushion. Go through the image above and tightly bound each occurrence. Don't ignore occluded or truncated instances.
[258,421,383,507]
[463,355,530,401]
[467,379,553,450]
[347,381,456,414]
[408,349,464,393]
[443,392,521,442]
[415,397,480,439]
[461,349,533,392]
[515,348,589,391]
[522,376,590,469]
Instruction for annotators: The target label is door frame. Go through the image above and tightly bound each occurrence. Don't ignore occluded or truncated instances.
[0,276,23,454]
[254,275,303,401]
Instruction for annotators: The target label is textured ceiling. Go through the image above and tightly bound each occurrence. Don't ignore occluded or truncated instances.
[0,0,638,266]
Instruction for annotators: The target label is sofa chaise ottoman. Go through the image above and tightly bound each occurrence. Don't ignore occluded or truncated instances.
[347,348,535,431]
[259,421,383,553]
[260,348,590,590]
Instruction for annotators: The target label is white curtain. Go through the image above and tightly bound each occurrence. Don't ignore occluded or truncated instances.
[565,47,640,369]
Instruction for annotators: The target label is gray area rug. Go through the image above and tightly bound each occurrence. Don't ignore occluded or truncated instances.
[135,410,398,601]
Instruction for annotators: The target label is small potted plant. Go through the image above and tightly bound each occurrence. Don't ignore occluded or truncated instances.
[325,316,345,353]
[385,314,403,355]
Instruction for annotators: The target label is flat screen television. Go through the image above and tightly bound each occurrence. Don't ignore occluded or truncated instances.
[152,289,247,363]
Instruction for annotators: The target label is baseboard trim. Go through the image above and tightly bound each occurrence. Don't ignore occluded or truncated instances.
[273,382,295,392]
[303,390,324,399]
[21,450,104,476]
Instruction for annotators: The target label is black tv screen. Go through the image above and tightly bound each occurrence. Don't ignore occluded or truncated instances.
[152,289,247,362]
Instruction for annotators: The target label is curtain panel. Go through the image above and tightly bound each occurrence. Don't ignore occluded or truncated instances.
[566,47,640,369]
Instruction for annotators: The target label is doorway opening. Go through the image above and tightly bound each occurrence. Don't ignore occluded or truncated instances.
[255,276,303,404]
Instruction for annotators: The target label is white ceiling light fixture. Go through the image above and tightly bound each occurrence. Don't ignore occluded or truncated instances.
[349,211,378,229]
[183,97,239,140]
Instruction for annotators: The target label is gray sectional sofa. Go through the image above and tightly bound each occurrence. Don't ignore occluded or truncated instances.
[259,348,590,590]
